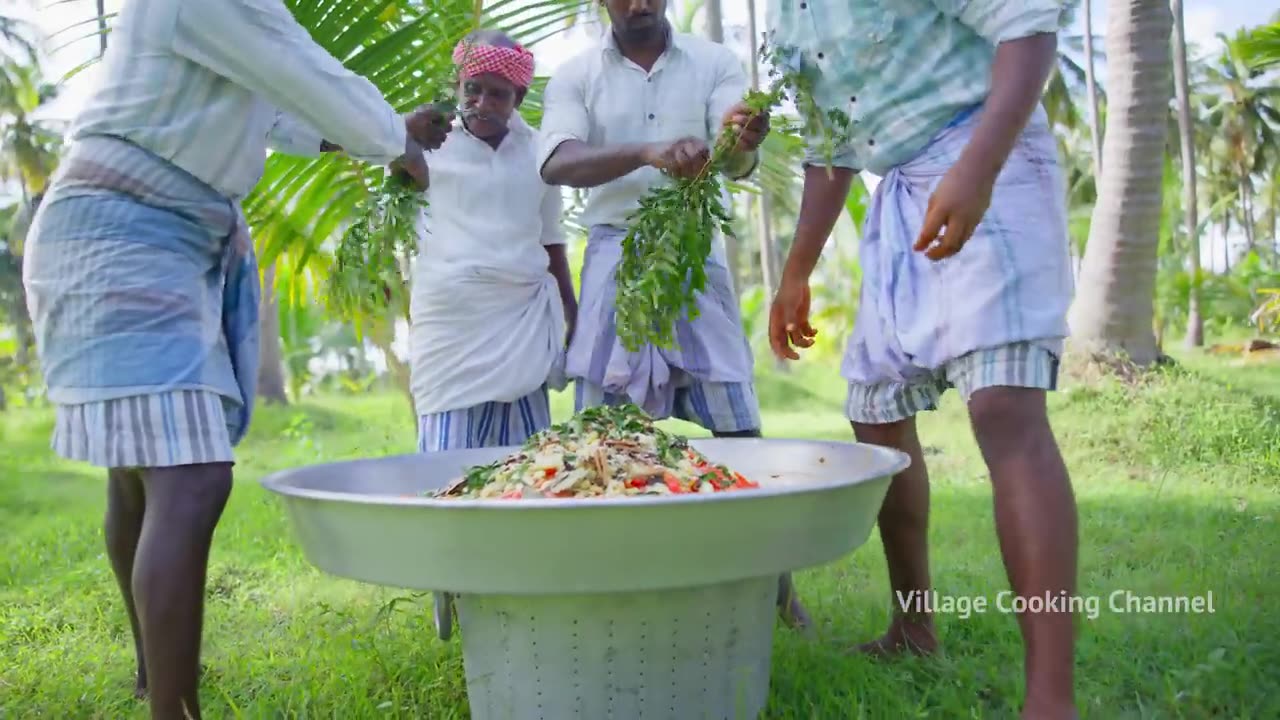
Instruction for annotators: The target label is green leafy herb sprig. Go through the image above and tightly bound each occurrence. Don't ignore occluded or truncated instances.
[612,38,853,353]
[614,84,786,353]
[760,42,855,171]
[324,169,428,324]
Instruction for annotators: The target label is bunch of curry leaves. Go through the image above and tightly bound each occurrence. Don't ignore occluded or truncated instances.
[613,39,854,353]
[323,60,464,326]
[324,167,429,324]
[614,85,785,352]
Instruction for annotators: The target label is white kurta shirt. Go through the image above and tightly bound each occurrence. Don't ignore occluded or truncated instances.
[536,30,749,234]
[409,115,568,416]
[70,0,406,199]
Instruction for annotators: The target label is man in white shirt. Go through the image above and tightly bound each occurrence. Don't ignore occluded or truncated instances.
[536,0,809,629]
[411,30,575,452]
[21,1,449,717]
[409,28,577,640]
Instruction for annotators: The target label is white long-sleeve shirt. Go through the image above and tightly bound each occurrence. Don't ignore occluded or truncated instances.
[69,0,406,199]
[536,30,749,230]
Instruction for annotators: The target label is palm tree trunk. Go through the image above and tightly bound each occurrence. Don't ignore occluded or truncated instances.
[1171,0,1202,348]
[1222,220,1231,270]
[1067,0,1172,368]
[1270,179,1278,257]
[1241,180,1256,251]
[745,0,786,372]
[257,263,289,404]
[1083,0,1104,175]
[96,0,108,56]
[699,0,741,297]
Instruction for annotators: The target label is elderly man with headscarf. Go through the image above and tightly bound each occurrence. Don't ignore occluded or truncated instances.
[20,1,450,718]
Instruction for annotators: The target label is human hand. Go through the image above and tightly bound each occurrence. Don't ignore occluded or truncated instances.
[913,156,996,260]
[642,137,711,180]
[390,137,430,191]
[720,102,770,153]
[404,104,455,151]
[769,271,818,361]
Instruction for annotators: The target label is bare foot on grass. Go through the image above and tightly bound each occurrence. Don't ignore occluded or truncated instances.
[1020,700,1079,720]
[852,616,939,658]
[776,574,812,632]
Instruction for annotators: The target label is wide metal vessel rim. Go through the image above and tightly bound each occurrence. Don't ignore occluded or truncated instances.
[259,438,911,510]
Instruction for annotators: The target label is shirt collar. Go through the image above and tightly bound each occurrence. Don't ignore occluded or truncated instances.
[602,21,685,61]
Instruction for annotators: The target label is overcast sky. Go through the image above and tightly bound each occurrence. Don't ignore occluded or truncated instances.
[26,0,1276,122]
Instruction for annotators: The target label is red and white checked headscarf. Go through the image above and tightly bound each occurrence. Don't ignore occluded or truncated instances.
[452,38,535,90]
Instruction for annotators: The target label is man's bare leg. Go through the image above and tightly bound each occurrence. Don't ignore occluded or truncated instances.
[713,427,811,630]
[105,468,148,698]
[134,463,233,720]
[851,417,939,655]
[968,387,1077,720]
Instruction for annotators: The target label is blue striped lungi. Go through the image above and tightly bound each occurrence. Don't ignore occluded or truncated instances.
[416,385,552,452]
[843,105,1073,424]
[567,225,760,433]
[22,135,260,467]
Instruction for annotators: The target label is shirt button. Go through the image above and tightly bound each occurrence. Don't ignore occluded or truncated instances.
[648,113,655,120]
[850,96,857,102]
[817,52,824,59]
[800,2,807,7]
[868,138,875,146]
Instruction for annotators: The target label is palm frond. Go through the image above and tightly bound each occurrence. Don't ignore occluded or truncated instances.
[246,0,586,291]
[1236,21,1280,73]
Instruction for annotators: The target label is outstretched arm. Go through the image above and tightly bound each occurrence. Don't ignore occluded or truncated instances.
[541,140,658,189]
[173,0,407,165]
[769,164,855,360]
[266,111,341,156]
[781,165,855,283]
[929,0,1061,176]
[911,1,1060,259]
[953,33,1057,181]
[537,67,655,187]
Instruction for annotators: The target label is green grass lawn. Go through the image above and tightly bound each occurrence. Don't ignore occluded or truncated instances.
[2,357,1278,719]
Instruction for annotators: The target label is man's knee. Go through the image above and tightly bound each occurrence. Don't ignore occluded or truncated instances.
[968,386,1051,450]
[142,463,233,529]
[851,418,916,449]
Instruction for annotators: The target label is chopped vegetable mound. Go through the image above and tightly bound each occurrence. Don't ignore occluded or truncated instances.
[431,404,760,500]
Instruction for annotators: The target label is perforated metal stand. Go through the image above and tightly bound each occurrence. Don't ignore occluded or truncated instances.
[454,576,776,720]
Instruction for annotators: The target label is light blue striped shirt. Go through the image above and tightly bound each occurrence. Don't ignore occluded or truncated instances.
[765,0,1067,175]
[70,0,406,199]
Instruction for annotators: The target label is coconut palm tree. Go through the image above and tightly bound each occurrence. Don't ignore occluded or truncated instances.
[1067,0,1173,367]
[1201,31,1280,254]
[1237,14,1280,73]
[1082,0,1103,174]
[1171,0,1202,347]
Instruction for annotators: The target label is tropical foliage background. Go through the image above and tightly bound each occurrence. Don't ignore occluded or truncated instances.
[1,0,1278,411]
